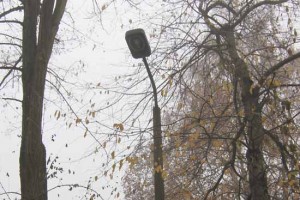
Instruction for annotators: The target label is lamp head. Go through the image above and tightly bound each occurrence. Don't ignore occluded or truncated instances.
[125,28,151,59]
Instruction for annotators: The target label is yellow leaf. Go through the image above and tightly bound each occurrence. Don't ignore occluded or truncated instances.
[112,163,116,173]
[75,118,82,124]
[267,79,281,87]
[126,156,138,168]
[57,111,61,120]
[161,89,167,97]
[113,123,124,131]
[165,131,171,138]
[272,80,281,87]
[288,179,297,186]
[168,77,173,86]
[177,102,183,111]
[182,189,192,200]
[89,194,95,200]
[249,84,255,95]
[119,159,123,171]
[190,155,197,161]
[155,164,162,173]
[262,116,267,123]
[237,109,244,117]
[212,139,222,148]
[111,151,115,159]
[162,170,168,180]
[224,168,230,175]
[175,137,181,148]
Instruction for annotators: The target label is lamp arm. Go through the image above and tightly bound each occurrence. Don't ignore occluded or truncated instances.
[142,57,158,108]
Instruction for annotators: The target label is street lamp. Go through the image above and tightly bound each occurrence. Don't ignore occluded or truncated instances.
[125,28,165,200]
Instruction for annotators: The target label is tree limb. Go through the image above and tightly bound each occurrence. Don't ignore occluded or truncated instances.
[0,6,24,19]
[261,52,300,83]
[232,0,288,28]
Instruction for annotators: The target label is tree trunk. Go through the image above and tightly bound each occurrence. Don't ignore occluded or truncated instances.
[20,1,67,199]
[225,30,270,200]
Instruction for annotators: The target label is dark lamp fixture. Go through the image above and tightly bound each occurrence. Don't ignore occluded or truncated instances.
[125,28,151,59]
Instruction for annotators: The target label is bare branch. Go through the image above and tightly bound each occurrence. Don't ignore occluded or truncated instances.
[0,6,23,19]
[261,52,300,82]
[0,56,22,88]
[232,0,288,28]
[0,20,22,25]
[1,97,22,103]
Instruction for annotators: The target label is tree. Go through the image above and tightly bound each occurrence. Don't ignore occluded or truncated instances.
[122,0,300,199]
[21,1,68,199]
[0,1,68,199]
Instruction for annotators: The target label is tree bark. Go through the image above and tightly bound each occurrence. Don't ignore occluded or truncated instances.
[20,1,67,199]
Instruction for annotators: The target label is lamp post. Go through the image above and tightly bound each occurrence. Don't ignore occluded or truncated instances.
[125,29,165,200]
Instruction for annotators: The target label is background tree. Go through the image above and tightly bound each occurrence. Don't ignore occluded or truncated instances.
[121,0,300,199]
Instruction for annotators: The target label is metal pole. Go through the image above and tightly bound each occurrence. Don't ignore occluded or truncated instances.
[142,57,165,200]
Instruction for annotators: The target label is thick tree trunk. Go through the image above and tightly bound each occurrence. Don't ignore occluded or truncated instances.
[225,30,270,200]
[244,91,269,200]
[20,1,67,199]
